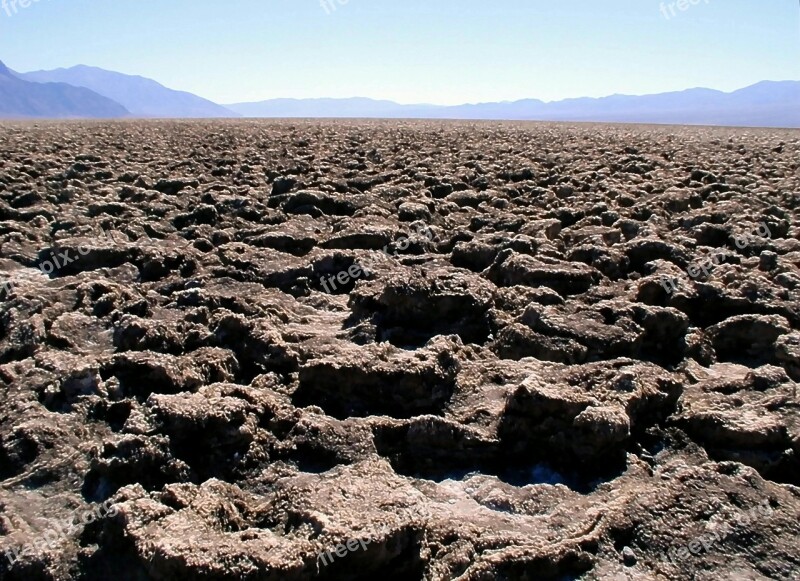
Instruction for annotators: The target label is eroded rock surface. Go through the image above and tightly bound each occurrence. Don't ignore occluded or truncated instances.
[0,120,798,580]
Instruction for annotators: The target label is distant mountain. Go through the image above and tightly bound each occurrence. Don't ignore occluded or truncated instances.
[19,65,237,118]
[4,61,797,127]
[525,82,800,127]
[0,60,128,119]
[227,81,800,127]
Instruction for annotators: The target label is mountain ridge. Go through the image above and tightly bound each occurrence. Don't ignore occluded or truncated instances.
[0,60,129,119]
[225,81,800,127]
[2,61,798,127]
[19,65,237,118]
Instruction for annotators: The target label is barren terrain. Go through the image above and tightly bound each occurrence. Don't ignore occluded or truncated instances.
[0,120,798,580]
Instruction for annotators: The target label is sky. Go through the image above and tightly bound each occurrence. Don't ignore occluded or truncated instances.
[0,0,798,105]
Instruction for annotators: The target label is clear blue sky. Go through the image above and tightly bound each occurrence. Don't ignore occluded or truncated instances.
[0,0,798,105]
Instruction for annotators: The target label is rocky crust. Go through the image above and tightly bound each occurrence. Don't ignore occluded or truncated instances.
[0,120,798,580]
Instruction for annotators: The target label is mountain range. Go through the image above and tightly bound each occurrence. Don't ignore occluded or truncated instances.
[1,60,798,127]
[0,61,128,118]
[225,83,800,127]
[18,65,234,118]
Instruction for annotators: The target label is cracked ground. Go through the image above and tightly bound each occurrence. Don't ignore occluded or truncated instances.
[0,120,799,580]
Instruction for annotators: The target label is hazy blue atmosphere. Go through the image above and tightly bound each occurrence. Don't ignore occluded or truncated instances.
[1,0,798,105]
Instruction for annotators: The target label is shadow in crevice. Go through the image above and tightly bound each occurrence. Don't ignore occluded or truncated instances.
[292,365,456,420]
[343,309,493,351]
[493,551,595,581]
[372,421,626,495]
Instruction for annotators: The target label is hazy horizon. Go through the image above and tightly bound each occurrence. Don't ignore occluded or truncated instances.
[12,63,800,107]
[222,79,800,107]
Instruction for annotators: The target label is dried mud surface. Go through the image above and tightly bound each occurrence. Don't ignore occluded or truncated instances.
[0,120,799,580]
